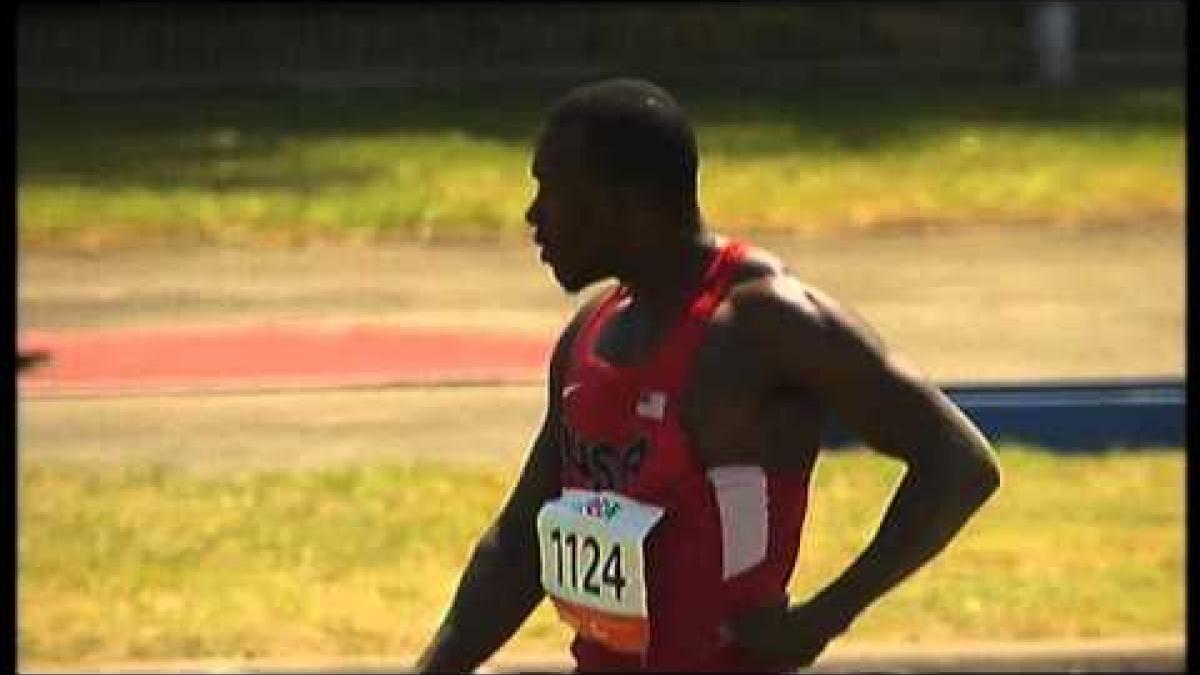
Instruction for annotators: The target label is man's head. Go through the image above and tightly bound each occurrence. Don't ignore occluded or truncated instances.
[526,78,701,293]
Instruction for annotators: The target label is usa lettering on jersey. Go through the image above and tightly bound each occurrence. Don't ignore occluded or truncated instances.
[559,424,648,491]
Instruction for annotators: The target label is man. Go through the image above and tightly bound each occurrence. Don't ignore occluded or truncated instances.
[416,78,1000,673]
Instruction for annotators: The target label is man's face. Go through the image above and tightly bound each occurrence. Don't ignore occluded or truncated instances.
[526,126,627,293]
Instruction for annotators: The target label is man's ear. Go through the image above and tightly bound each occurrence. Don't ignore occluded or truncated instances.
[616,185,681,237]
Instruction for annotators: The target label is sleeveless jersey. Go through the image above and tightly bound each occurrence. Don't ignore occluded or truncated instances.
[546,240,813,672]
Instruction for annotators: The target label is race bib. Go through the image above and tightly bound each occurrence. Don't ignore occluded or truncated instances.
[536,489,664,654]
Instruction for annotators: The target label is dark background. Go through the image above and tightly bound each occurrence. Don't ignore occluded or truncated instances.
[17,2,1184,93]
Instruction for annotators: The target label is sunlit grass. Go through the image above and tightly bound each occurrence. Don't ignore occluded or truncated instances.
[702,127,1180,232]
[19,461,514,664]
[17,86,1183,250]
[18,447,1184,668]
[18,132,534,248]
[789,447,1185,643]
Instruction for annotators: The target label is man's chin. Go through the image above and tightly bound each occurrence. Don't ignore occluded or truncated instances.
[551,266,598,295]
[556,274,589,295]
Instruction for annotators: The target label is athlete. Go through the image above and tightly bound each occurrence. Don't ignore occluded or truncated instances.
[416,78,1001,673]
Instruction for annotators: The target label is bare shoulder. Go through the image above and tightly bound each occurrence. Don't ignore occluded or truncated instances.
[727,246,850,333]
[728,241,787,283]
[724,245,887,371]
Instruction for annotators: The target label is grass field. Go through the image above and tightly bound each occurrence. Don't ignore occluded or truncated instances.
[18,447,1184,668]
[17,86,1182,249]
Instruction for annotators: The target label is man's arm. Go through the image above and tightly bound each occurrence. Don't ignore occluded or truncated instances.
[414,316,581,673]
[729,278,1001,668]
[414,422,559,673]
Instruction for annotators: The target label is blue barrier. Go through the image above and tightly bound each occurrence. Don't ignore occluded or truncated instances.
[822,376,1186,453]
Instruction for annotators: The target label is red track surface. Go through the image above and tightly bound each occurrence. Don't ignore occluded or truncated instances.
[18,324,554,397]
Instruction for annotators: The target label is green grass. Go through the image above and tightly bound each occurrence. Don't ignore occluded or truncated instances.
[18,447,1184,667]
[789,448,1185,642]
[17,86,1183,249]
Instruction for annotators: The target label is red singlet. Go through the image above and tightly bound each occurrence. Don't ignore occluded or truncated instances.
[555,240,813,672]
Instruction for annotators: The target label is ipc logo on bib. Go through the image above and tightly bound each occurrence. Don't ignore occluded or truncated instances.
[583,495,622,521]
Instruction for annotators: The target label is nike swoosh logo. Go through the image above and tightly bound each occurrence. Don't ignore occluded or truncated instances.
[562,383,583,399]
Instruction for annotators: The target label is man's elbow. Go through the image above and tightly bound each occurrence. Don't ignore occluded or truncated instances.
[915,439,1001,508]
[957,450,1001,506]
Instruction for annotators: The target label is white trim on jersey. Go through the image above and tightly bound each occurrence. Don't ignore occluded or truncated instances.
[707,465,769,581]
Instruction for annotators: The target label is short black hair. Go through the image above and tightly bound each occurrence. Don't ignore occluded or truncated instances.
[545,77,700,225]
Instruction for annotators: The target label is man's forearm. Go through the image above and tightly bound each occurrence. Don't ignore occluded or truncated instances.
[416,527,545,673]
[808,459,999,631]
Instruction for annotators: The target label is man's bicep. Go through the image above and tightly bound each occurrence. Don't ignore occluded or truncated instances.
[491,303,590,545]
[492,412,564,555]
[493,412,561,536]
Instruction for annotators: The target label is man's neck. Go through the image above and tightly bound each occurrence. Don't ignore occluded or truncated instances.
[622,229,720,315]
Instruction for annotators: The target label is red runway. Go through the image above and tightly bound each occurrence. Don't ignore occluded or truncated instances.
[17,324,553,397]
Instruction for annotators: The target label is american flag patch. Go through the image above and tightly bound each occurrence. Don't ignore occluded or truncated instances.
[635,390,667,420]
